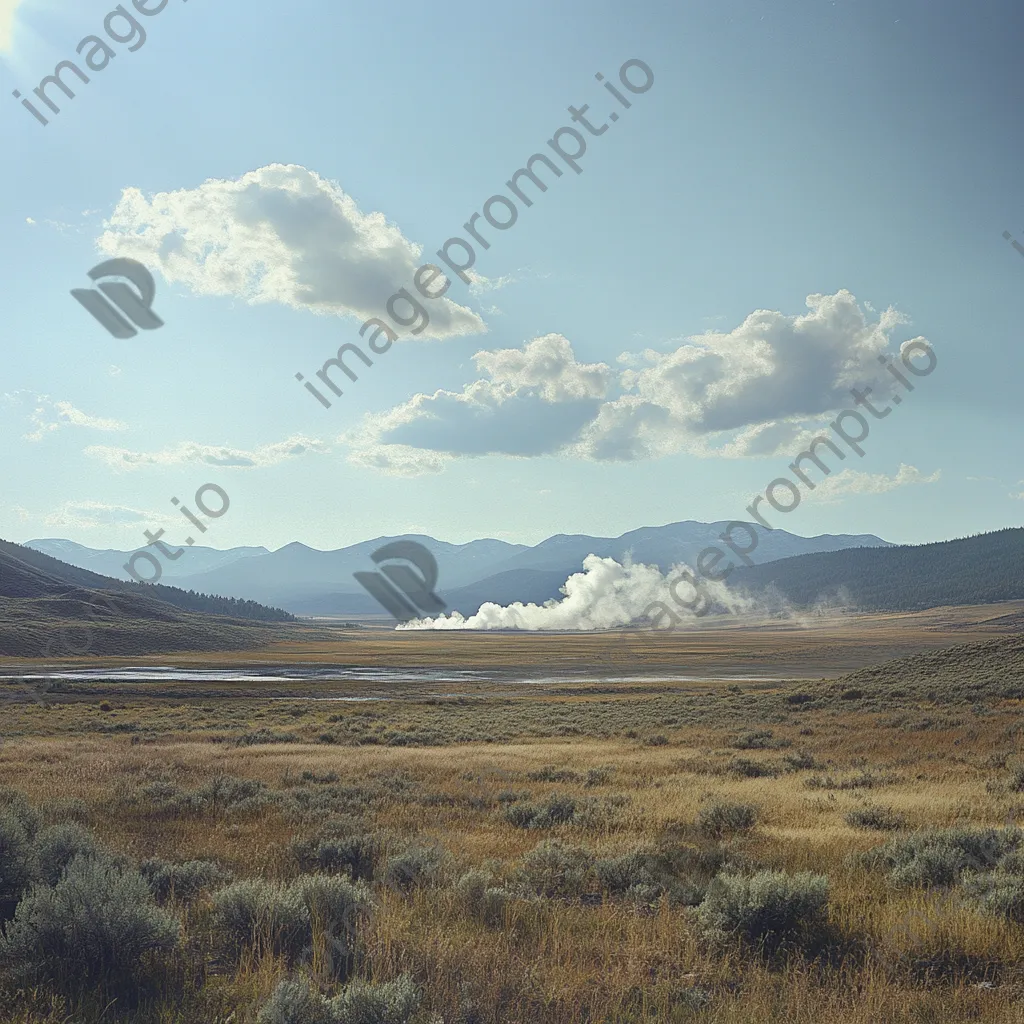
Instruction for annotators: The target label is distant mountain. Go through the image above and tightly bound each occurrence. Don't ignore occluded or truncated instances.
[0,539,299,658]
[27,521,891,616]
[25,538,269,581]
[728,528,1024,612]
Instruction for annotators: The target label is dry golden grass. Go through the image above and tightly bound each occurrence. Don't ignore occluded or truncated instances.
[1,617,1024,1022]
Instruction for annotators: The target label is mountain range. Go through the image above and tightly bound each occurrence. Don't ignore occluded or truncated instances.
[27,522,892,616]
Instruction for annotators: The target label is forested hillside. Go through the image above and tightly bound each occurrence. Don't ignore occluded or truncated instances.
[0,539,294,621]
[728,528,1024,611]
[0,540,301,658]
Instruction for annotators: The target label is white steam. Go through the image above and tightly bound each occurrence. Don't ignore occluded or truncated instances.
[397,554,806,631]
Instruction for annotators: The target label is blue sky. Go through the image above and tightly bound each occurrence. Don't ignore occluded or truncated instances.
[1,0,1022,554]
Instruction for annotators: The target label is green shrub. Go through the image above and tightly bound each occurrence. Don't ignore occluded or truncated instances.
[210,879,309,961]
[518,840,594,899]
[32,822,102,886]
[963,874,1024,923]
[697,801,758,839]
[0,808,37,913]
[783,751,818,771]
[845,806,908,832]
[258,974,421,1024]
[332,975,420,1024]
[139,858,232,904]
[382,844,445,891]
[454,870,512,926]
[863,827,1023,888]
[257,978,334,1024]
[0,855,180,996]
[296,874,373,966]
[696,870,829,953]
[728,758,778,778]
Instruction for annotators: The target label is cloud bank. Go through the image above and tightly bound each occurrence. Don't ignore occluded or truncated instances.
[348,290,924,473]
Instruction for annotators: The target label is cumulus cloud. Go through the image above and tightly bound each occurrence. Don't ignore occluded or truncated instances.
[345,291,926,473]
[95,164,485,339]
[84,435,328,471]
[2,393,128,442]
[578,289,910,460]
[806,463,941,503]
[345,334,612,465]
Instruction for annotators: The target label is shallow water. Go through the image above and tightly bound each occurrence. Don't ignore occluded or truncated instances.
[0,666,786,686]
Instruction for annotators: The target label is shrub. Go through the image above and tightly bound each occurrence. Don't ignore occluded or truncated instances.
[210,879,309,961]
[313,831,382,880]
[139,858,232,904]
[32,822,102,886]
[0,808,37,913]
[963,875,1024,923]
[258,978,334,1024]
[296,874,373,968]
[382,844,445,891]
[728,758,778,778]
[0,855,180,996]
[196,774,273,812]
[454,870,512,927]
[845,806,908,832]
[697,801,758,839]
[518,840,594,899]
[863,827,1023,888]
[783,751,818,771]
[1007,764,1024,793]
[696,870,830,953]
[331,975,421,1024]
[594,849,664,905]
[527,767,580,783]
[806,771,883,791]
[732,730,779,750]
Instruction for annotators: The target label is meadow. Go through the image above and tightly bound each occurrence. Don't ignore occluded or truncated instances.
[1,607,1023,1023]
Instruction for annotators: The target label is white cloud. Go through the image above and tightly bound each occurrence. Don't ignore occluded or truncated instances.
[806,463,941,503]
[343,334,611,471]
[96,164,486,339]
[467,270,518,294]
[345,291,929,474]
[2,393,129,442]
[579,289,912,460]
[0,0,22,52]
[84,435,329,472]
[44,502,159,529]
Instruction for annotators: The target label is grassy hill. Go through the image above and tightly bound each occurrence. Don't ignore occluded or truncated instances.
[729,527,1024,612]
[776,631,1024,714]
[0,539,300,659]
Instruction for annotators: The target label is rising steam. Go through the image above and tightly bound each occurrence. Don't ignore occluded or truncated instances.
[397,554,815,631]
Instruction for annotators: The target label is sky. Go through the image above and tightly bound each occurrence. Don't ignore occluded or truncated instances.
[1,0,1022,555]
